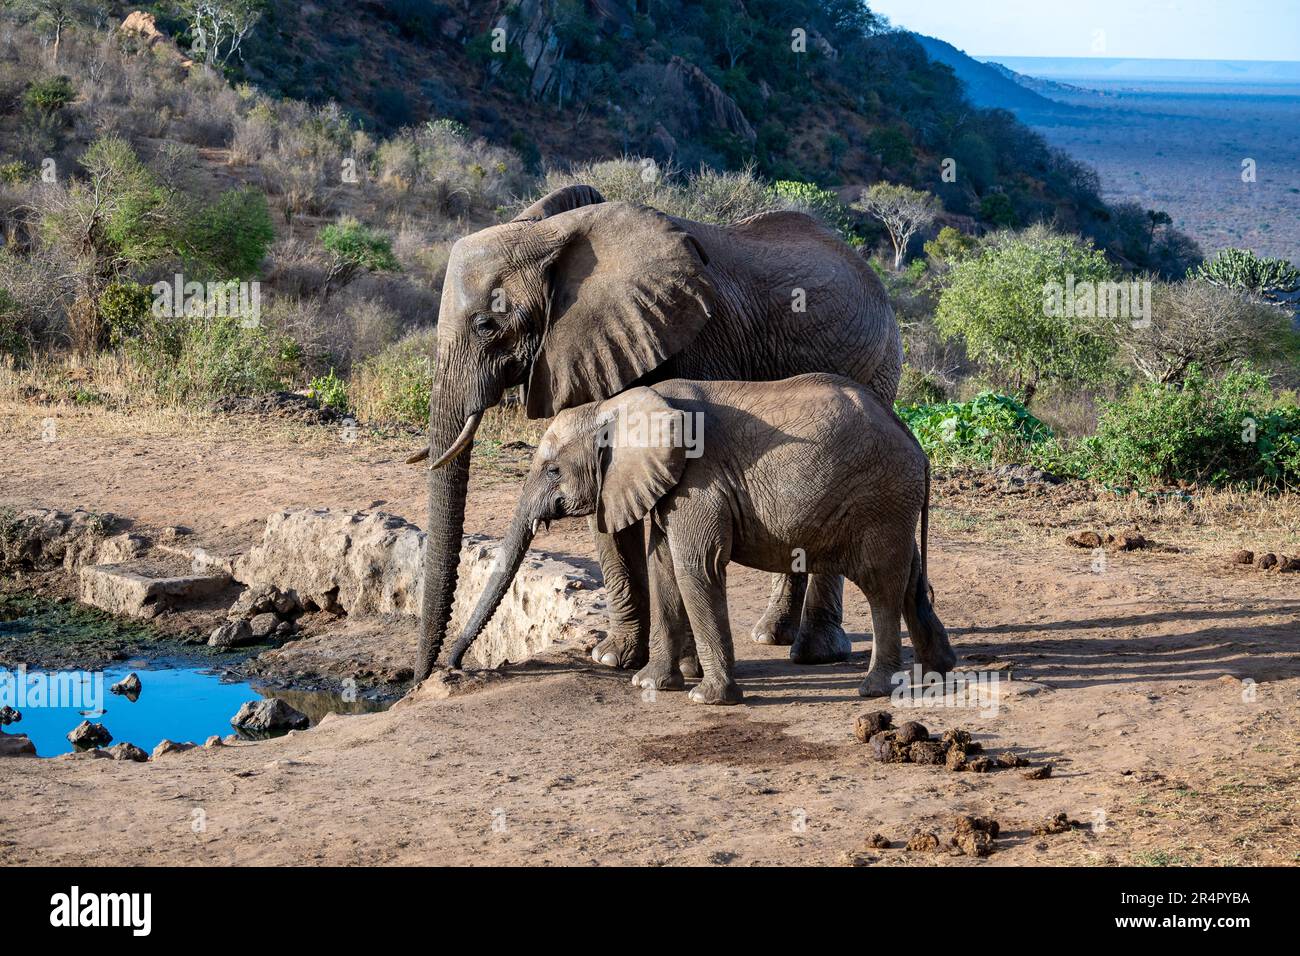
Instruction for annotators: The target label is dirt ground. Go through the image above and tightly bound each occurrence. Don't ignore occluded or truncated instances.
[1,403,1298,866]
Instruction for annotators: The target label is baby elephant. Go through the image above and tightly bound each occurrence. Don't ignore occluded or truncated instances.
[448,373,955,702]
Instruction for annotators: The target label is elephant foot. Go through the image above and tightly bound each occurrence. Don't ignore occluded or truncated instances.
[858,664,902,698]
[751,604,801,645]
[789,620,852,665]
[678,653,702,680]
[632,661,686,691]
[919,646,957,675]
[591,629,648,670]
[688,677,744,705]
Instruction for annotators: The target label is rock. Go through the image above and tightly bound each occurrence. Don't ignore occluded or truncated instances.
[227,585,278,620]
[0,507,115,573]
[905,830,941,852]
[110,672,142,698]
[105,742,148,762]
[1023,764,1053,780]
[119,10,193,66]
[248,612,280,640]
[895,721,929,745]
[1255,552,1278,570]
[0,731,36,757]
[204,735,223,748]
[1230,549,1254,565]
[80,562,231,619]
[0,705,20,726]
[951,827,995,857]
[67,720,112,749]
[909,741,946,765]
[209,619,254,648]
[663,55,757,143]
[853,710,892,742]
[271,591,297,614]
[151,739,196,759]
[231,698,309,732]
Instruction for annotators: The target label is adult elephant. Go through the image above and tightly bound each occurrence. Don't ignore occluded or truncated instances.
[410,184,902,682]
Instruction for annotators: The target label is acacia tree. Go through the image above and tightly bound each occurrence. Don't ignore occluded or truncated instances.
[853,182,940,269]
[180,0,264,67]
[4,0,91,63]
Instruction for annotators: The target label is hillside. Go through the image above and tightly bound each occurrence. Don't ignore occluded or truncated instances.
[911,33,1084,123]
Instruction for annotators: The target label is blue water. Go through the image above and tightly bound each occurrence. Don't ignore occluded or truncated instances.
[2,664,383,757]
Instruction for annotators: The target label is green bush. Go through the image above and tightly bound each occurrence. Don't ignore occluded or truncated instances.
[188,186,275,278]
[0,287,30,360]
[770,180,859,244]
[308,367,349,412]
[99,281,154,346]
[23,75,74,113]
[350,330,434,426]
[897,392,1059,469]
[0,160,34,186]
[1077,367,1300,489]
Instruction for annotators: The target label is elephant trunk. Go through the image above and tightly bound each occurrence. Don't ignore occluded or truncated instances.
[414,391,478,681]
[446,494,537,669]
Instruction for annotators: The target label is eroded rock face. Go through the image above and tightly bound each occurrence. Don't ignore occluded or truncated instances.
[80,561,231,620]
[0,508,115,572]
[0,732,36,757]
[233,509,601,668]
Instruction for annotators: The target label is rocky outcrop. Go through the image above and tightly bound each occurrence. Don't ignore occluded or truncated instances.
[79,559,231,620]
[119,10,193,67]
[663,56,757,144]
[0,508,115,572]
[231,698,310,732]
[105,742,149,762]
[233,508,601,669]
[151,739,197,758]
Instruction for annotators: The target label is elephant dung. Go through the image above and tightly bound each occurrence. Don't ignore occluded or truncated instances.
[950,815,999,857]
[1023,764,1053,780]
[905,830,942,852]
[895,721,930,745]
[865,832,892,849]
[909,741,946,765]
[996,750,1029,768]
[853,710,893,743]
[868,730,907,763]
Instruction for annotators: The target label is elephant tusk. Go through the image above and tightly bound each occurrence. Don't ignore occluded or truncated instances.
[406,445,430,464]
[426,411,484,471]
[530,518,550,535]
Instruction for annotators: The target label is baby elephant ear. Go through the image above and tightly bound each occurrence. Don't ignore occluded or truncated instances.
[595,388,688,535]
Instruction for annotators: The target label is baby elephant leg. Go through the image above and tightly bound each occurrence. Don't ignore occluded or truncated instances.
[632,524,688,692]
[671,548,743,706]
[858,588,905,698]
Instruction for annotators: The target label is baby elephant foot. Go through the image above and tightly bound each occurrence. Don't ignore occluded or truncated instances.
[688,677,744,705]
[591,629,649,670]
[751,604,800,646]
[789,620,852,665]
[631,662,686,691]
[678,653,702,680]
[858,664,902,698]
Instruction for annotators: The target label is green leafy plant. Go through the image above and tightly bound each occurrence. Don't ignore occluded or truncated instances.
[308,368,349,412]
[22,75,74,113]
[319,217,399,300]
[187,186,275,279]
[896,392,1059,469]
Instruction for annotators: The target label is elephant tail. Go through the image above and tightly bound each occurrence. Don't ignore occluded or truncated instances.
[905,462,956,672]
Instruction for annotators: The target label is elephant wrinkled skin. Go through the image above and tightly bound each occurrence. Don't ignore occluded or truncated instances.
[414,185,902,682]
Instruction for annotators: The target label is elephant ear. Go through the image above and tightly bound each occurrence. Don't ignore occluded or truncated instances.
[594,388,688,534]
[525,202,715,419]
[512,184,605,222]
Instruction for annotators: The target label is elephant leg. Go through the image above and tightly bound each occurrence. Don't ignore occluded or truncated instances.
[632,524,687,692]
[750,572,806,646]
[858,584,904,698]
[670,548,742,706]
[790,573,852,665]
[589,517,650,669]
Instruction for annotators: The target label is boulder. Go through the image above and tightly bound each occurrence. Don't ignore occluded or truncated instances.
[105,742,149,762]
[0,508,115,572]
[151,739,196,759]
[209,619,254,648]
[231,698,310,732]
[67,720,112,748]
[249,612,281,639]
[110,672,142,698]
[0,705,20,726]
[0,731,36,757]
[80,561,231,619]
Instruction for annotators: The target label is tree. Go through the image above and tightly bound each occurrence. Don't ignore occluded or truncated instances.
[187,186,275,278]
[923,225,976,270]
[319,217,398,300]
[5,0,90,64]
[179,0,264,67]
[934,225,1117,404]
[1113,279,1300,384]
[1196,248,1300,304]
[853,182,940,269]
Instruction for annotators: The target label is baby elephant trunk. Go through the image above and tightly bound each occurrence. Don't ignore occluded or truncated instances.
[446,497,537,669]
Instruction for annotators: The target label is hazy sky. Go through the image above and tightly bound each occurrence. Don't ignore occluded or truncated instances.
[869,0,1300,61]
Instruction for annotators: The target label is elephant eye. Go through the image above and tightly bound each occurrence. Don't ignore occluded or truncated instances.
[472,313,498,338]
[546,463,560,477]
